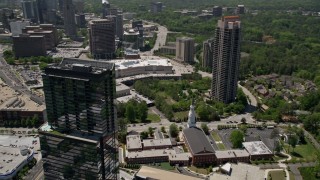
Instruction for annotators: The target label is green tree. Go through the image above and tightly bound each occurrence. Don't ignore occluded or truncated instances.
[169,123,179,138]
[137,101,148,122]
[241,118,247,124]
[230,130,244,148]
[125,103,136,122]
[303,113,320,135]
[148,127,154,137]
[140,131,148,139]
[240,125,248,134]
[161,126,166,133]
[201,123,209,135]
[288,135,298,152]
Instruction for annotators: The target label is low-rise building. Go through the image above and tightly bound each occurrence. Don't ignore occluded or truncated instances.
[182,127,215,166]
[126,135,143,152]
[126,149,170,164]
[232,149,250,163]
[242,141,273,160]
[116,83,130,97]
[0,79,45,125]
[143,138,173,150]
[159,42,176,55]
[136,166,201,180]
[114,59,173,78]
[0,146,34,180]
[215,150,236,164]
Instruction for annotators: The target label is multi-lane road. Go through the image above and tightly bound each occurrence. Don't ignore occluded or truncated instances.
[0,51,45,105]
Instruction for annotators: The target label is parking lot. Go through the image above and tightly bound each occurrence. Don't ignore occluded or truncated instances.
[217,128,277,150]
[0,134,41,161]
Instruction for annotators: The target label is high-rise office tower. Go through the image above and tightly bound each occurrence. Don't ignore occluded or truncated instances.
[21,0,39,23]
[103,7,124,40]
[63,0,77,38]
[40,58,117,180]
[89,19,115,59]
[175,37,195,63]
[211,16,241,103]
[151,2,163,13]
[37,0,58,24]
[202,39,213,69]
[212,6,222,17]
[236,5,245,14]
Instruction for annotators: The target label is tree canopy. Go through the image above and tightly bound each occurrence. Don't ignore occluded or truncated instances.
[230,130,244,148]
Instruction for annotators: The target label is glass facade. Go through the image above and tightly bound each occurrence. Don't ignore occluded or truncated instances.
[40,59,117,180]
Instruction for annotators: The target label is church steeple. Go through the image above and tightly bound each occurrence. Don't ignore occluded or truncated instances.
[187,100,196,128]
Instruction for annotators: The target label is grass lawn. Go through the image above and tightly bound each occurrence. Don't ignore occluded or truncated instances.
[174,111,188,121]
[299,167,320,180]
[211,131,222,141]
[267,170,286,180]
[289,171,295,180]
[160,162,175,171]
[189,165,210,175]
[217,143,226,150]
[285,138,318,162]
[147,112,161,123]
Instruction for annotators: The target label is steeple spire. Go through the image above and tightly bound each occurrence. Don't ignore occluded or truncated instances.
[187,100,196,128]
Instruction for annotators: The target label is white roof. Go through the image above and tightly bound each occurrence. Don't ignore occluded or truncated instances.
[242,141,272,155]
[221,163,232,173]
[126,135,142,150]
[143,138,172,148]
[114,59,172,70]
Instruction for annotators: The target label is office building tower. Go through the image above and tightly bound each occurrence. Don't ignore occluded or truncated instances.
[23,24,59,50]
[75,14,86,28]
[236,5,245,14]
[151,2,163,13]
[212,6,222,17]
[89,19,115,59]
[58,0,63,12]
[13,34,46,58]
[40,58,117,180]
[37,0,58,24]
[202,39,213,69]
[21,0,39,23]
[175,37,195,63]
[10,20,31,36]
[63,0,77,38]
[211,16,241,103]
[103,7,124,40]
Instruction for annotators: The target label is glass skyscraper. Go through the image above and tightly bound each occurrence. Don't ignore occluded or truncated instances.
[40,58,117,180]
[211,16,241,103]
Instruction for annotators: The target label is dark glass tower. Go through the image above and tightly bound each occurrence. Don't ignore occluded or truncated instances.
[63,0,77,38]
[211,16,241,103]
[40,58,117,180]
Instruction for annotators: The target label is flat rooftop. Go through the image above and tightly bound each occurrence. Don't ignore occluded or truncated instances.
[113,59,172,70]
[46,58,114,74]
[143,138,172,148]
[127,149,174,159]
[232,149,250,157]
[215,150,236,159]
[126,135,142,150]
[116,83,130,92]
[242,141,272,155]
[136,166,201,180]
[168,152,191,161]
[0,79,45,111]
[0,146,31,175]
[210,163,264,180]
